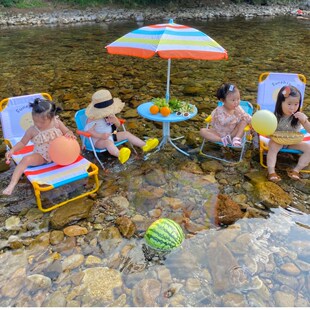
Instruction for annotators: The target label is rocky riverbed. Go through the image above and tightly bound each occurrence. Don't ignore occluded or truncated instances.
[0,1,310,28]
[0,2,310,306]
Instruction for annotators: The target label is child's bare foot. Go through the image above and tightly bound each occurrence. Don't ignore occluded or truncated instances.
[2,184,15,195]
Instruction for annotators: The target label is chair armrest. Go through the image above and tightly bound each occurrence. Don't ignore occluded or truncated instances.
[77,130,92,138]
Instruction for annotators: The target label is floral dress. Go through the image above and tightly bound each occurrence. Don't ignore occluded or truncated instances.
[211,105,252,137]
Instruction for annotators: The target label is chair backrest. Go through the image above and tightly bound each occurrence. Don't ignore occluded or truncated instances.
[257,72,306,112]
[75,108,87,132]
[218,100,254,116]
[0,93,51,147]
[75,108,93,150]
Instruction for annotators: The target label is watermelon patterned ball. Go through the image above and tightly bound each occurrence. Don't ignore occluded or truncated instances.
[144,218,185,250]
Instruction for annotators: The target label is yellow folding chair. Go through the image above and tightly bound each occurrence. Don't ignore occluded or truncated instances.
[0,93,100,212]
[257,72,309,173]
[199,100,253,163]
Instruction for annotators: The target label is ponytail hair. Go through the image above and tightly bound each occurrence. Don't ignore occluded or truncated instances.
[30,98,62,119]
[216,83,238,101]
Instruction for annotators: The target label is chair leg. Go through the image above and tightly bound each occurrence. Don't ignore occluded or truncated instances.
[200,138,247,164]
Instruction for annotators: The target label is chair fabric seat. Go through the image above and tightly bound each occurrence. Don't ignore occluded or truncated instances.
[0,93,99,212]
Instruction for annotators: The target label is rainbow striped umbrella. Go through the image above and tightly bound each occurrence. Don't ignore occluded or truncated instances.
[106,19,228,102]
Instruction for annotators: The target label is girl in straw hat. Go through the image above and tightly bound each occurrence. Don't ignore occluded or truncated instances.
[85,89,158,164]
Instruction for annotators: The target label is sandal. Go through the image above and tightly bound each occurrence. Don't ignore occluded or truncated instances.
[287,170,301,181]
[142,138,159,153]
[232,137,242,147]
[267,173,282,183]
[118,147,131,164]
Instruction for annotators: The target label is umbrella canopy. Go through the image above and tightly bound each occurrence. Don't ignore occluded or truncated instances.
[106,19,228,101]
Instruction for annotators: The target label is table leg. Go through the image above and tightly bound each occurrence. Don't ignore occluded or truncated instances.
[157,122,190,156]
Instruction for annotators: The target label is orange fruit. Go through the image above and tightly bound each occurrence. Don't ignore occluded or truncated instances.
[160,106,171,117]
[150,105,159,114]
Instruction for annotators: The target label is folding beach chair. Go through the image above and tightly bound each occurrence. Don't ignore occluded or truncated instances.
[257,72,309,173]
[0,93,100,212]
[199,100,253,163]
[75,108,137,169]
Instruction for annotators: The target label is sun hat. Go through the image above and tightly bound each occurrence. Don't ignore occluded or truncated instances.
[85,89,125,119]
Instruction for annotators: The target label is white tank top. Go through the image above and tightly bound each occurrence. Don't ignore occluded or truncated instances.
[84,119,113,143]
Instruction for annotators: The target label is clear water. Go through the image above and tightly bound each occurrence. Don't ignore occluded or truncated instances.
[0,16,309,306]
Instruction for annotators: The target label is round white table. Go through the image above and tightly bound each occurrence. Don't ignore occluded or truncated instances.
[137,101,198,156]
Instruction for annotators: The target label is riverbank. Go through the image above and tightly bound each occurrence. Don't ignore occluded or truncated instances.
[1,1,309,27]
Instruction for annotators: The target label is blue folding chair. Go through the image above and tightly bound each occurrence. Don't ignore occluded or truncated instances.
[257,72,309,173]
[75,108,136,169]
[199,100,254,163]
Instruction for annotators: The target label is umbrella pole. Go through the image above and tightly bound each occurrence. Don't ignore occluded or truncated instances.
[165,58,171,103]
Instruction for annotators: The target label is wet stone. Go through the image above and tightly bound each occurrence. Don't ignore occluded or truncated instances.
[63,225,88,237]
[280,262,301,276]
[27,274,52,292]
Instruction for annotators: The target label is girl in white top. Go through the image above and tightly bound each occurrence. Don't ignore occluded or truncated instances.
[85,89,158,164]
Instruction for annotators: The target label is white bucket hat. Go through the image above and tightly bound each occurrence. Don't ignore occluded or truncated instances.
[85,89,125,119]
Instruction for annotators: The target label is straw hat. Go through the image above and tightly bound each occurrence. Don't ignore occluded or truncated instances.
[85,89,125,119]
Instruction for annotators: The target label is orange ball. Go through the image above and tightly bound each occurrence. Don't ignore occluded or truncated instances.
[49,136,80,166]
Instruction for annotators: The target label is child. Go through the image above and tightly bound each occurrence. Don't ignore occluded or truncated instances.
[267,85,310,182]
[200,83,251,147]
[84,89,159,164]
[3,98,76,195]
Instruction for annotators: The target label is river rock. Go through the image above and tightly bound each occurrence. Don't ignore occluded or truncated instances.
[115,216,136,238]
[5,216,21,230]
[63,225,88,237]
[206,240,238,292]
[42,290,66,307]
[50,230,65,245]
[62,254,84,271]
[273,290,295,307]
[144,168,166,186]
[222,292,248,307]
[81,267,123,303]
[1,276,24,298]
[280,262,300,276]
[132,278,161,307]
[253,182,292,208]
[50,199,94,229]
[215,194,245,225]
[27,274,52,292]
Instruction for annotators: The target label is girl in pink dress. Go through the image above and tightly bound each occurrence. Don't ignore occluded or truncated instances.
[3,98,75,195]
[200,83,251,147]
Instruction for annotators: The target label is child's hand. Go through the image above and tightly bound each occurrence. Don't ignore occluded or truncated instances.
[106,114,117,124]
[294,112,308,124]
[64,130,76,139]
[5,150,13,164]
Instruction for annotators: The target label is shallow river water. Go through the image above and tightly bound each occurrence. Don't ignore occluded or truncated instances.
[0,16,309,306]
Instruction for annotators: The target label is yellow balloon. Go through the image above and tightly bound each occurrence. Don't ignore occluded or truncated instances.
[251,110,277,136]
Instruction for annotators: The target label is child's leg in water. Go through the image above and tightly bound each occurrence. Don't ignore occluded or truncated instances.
[3,153,46,195]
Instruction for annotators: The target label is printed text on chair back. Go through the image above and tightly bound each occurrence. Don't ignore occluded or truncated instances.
[257,72,306,112]
[0,94,45,146]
